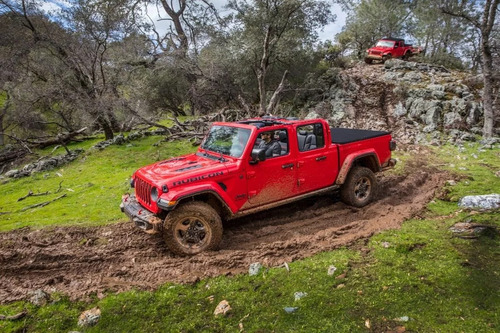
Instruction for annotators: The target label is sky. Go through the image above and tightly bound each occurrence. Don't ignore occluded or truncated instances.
[41,0,347,42]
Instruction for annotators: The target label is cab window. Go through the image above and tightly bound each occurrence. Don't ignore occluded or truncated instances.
[296,123,325,152]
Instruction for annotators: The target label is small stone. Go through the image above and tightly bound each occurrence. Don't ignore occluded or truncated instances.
[284,307,298,313]
[336,284,345,289]
[29,289,50,306]
[249,262,263,276]
[394,316,410,322]
[327,265,337,276]
[446,180,457,186]
[294,292,307,301]
[382,241,391,248]
[214,300,231,316]
[78,307,101,327]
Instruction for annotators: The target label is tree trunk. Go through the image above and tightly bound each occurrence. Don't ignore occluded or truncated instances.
[266,70,289,114]
[0,113,4,146]
[97,115,114,140]
[481,41,494,138]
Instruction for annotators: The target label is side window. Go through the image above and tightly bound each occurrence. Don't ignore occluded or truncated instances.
[253,129,288,158]
[297,123,325,152]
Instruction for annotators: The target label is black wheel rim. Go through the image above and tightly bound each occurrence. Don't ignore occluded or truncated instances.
[354,176,371,201]
[174,217,212,250]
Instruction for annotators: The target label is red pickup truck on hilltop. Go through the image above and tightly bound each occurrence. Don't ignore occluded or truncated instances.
[365,37,422,64]
[121,117,396,255]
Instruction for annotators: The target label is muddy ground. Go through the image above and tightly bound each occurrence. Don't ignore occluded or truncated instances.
[0,161,449,303]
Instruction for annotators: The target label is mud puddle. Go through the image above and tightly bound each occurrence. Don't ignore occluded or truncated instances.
[0,165,448,303]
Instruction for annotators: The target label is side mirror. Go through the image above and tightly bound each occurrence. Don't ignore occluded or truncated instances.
[250,148,266,164]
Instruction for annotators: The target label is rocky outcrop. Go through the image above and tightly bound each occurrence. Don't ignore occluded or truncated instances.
[307,59,498,145]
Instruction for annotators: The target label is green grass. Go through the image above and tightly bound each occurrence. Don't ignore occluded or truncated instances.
[0,140,499,332]
[0,137,197,231]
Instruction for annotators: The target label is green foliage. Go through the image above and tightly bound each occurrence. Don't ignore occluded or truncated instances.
[0,137,196,231]
[0,142,499,332]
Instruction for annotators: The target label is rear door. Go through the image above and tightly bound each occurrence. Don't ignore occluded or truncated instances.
[295,122,338,194]
[246,128,297,207]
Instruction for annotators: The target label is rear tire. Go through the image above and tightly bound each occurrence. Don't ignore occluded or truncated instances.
[163,201,223,255]
[340,167,377,208]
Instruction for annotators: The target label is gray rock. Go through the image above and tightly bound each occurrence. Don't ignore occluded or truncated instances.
[466,102,482,126]
[4,169,19,178]
[394,102,407,117]
[112,134,127,145]
[78,307,101,327]
[423,102,442,126]
[403,71,423,82]
[305,111,320,120]
[249,262,263,276]
[294,292,308,301]
[458,194,500,210]
[443,112,463,129]
[127,131,143,140]
[284,307,298,314]
[29,289,50,306]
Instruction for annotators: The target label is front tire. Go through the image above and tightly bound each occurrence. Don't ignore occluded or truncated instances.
[340,167,377,208]
[364,58,373,64]
[163,201,223,255]
[382,54,390,63]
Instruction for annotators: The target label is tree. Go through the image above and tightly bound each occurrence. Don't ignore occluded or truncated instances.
[227,0,333,115]
[441,0,500,138]
[335,0,410,58]
[0,0,144,141]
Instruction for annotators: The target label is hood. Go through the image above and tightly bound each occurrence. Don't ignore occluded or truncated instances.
[368,46,390,53]
[135,152,230,187]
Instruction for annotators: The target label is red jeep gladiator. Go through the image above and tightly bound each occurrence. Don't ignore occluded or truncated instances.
[365,37,422,64]
[121,117,396,255]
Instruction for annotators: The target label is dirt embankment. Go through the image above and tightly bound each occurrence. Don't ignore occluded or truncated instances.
[0,162,449,303]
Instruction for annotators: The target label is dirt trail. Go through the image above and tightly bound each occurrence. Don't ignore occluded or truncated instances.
[0,163,448,303]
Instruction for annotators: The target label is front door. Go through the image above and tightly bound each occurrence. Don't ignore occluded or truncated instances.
[246,128,297,207]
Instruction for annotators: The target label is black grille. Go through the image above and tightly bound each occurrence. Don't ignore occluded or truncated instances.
[135,177,152,206]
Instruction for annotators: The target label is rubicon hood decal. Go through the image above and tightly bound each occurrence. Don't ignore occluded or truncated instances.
[172,171,224,187]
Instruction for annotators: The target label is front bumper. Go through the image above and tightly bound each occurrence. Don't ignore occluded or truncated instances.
[120,194,163,234]
[365,54,384,60]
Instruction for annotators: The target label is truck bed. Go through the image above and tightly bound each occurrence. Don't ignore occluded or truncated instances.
[330,128,390,144]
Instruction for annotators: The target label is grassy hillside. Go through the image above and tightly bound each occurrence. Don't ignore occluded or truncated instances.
[0,136,196,231]
[0,136,499,332]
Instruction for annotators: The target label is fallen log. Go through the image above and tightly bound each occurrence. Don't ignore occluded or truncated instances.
[0,311,27,321]
[20,194,67,212]
[25,127,88,148]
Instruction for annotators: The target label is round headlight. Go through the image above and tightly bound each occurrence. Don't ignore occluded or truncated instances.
[151,187,159,201]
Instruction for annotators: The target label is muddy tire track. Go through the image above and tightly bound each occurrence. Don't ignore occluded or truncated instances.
[0,166,448,303]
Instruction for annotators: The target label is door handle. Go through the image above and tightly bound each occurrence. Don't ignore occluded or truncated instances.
[282,163,294,169]
[316,156,327,161]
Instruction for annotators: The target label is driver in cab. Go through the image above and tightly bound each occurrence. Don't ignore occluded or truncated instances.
[258,131,281,157]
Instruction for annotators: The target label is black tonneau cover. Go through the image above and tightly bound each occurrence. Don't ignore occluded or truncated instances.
[330,128,390,144]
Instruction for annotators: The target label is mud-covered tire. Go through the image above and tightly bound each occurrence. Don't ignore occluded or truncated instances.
[382,54,390,63]
[403,52,410,61]
[163,201,223,255]
[340,167,377,208]
[364,58,373,64]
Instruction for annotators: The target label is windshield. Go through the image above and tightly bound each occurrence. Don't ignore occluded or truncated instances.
[375,40,395,48]
[201,126,251,158]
